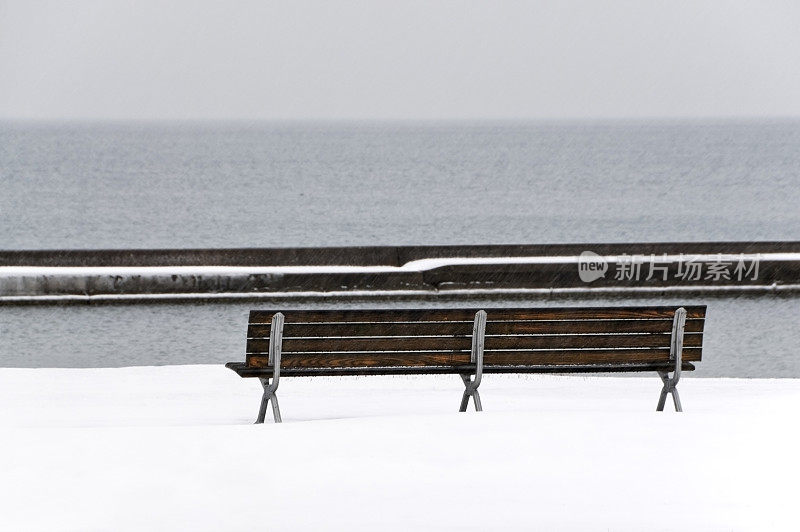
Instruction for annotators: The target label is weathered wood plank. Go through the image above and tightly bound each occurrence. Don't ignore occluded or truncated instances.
[250,352,471,368]
[252,336,472,353]
[228,361,697,378]
[246,347,702,369]
[482,348,703,365]
[248,318,705,338]
[248,321,474,338]
[247,332,702,353]
[483,333,703,350]
[248,306,706,324]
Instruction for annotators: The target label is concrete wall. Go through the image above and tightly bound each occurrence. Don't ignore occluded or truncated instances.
[2,242,800,302]
[3,241,800,267]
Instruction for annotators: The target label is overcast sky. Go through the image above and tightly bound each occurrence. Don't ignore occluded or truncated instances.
[1,0,799,120]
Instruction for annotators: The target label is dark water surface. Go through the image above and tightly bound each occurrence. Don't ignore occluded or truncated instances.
[1,295,798,377]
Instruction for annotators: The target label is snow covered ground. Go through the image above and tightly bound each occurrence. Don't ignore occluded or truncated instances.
[1,365,799,531]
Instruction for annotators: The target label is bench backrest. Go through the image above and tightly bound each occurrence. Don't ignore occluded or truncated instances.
[246,306,706,372]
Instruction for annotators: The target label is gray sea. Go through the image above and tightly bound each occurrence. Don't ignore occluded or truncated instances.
[1,120,799,375]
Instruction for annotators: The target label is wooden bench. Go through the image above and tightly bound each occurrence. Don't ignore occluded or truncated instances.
[226,305,706,422]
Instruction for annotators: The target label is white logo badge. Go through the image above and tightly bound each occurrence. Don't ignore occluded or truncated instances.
[578,251,608,283]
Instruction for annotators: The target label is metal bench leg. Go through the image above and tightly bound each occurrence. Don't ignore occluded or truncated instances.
[671,387,682,411]
[656,308,686,412]
[256,377,281,423]
[257,380,271,423]
[459,310,486,413]
[656,371,675,412]
[270,393,282,423]
[472,389,483,411]
[459,381,471,412]
[255,312,284,424]
[656,372,683,412]
[459,374,482,412]
[656,388,669,411]
[459,392,470,412]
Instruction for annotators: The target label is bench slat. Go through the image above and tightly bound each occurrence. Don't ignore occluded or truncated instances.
[227,361,697,377]
[248,321,473,338]
[279,352,471,368]
[248,333,702,354]
[246,347,702,369]
[247,318,705,338]
[249,306,706,324]
[483,348,702,365]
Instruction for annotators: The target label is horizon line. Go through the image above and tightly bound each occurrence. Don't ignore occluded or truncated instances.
[3,115,800,125]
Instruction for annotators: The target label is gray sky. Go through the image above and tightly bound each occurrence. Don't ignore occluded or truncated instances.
[1,0,799,120]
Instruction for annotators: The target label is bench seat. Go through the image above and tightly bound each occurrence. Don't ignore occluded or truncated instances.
[225,361,696,377]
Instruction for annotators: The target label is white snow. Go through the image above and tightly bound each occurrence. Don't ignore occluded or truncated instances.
[1,365,798,531]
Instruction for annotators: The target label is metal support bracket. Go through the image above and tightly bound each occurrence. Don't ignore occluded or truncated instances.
[459,310,487,412]
[656,307,686,412]
[256,312,284,423]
